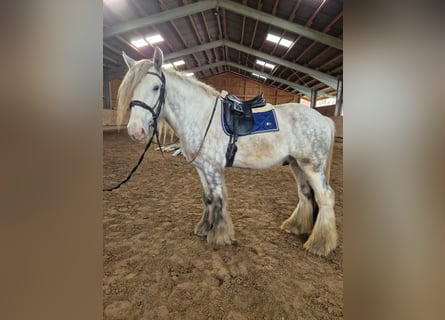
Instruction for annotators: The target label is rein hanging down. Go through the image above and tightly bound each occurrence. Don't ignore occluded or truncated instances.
[103,71,166,192]
[103,71,219,192]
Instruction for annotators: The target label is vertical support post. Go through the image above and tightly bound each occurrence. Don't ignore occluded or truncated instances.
[334,79,343,116]
[243,77,247,100]
[310,88,318,108]
[104,79,112,110]
[296,94,301,103]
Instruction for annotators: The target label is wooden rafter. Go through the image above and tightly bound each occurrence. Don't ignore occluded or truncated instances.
[221,8,229,64]
[103,21,145,59]
[270,9,342,88]
[257,0,280,52]
[104,6,153,58]
[200,12,218,67]
[278,0,329,60]
[237,0,248,73]
[103,0,342,90]
[104,55,120,65]
[158,0,201,67]
[130,0,175,52]
[243,1,263,69]
[268,0,302,57]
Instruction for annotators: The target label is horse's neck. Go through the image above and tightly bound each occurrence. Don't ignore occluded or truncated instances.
[163,74,217,146]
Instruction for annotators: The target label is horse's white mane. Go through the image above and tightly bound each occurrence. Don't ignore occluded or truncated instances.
[116,59,218,126]
[168,68,219,97]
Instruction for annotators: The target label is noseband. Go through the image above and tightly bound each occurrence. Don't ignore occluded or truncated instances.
[129,71,166,124]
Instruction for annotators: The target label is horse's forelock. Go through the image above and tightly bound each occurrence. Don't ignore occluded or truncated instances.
[116,60,153,127]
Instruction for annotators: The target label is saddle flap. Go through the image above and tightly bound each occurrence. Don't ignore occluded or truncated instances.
[231,101,243,114]
[222,100,254,136]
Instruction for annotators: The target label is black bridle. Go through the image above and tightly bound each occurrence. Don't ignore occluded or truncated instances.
[103,70,166,192]
[103,69,220,192]
[129,71,166,151]
[129,71,166,123]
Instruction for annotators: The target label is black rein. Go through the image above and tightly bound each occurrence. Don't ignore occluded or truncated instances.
[103,71,166,192]
[103,71,220,192]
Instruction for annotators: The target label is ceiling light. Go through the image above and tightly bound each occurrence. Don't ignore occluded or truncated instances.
[146,34,164,44]
[256,59,275,69]
[252,73,266,80]
[256,59,265,66]
[131,39,148,48]
[173,60,185,66]
[162,63,173,69]
[185,73,194,77]
[266,33,293,48]
[279,38,293,48]
[266,33,280,44]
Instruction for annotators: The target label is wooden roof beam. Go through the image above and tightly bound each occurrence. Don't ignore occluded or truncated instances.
[104,0,342,50]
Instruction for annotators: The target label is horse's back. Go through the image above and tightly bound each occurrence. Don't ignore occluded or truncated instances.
[274,102,334,130]
[273,102,335,155]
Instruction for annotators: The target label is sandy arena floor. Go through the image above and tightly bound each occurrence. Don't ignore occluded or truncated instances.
[103,130,343,319]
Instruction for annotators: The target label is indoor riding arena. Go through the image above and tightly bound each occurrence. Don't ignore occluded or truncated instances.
[103,1,343,319]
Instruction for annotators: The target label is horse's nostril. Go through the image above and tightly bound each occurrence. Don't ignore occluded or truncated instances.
[131,127,146,140]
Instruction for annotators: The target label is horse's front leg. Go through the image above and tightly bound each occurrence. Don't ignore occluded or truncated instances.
[194,168,212,236]
[195,166,235,247]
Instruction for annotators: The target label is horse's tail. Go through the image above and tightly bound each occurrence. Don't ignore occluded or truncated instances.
[325,117,336,183]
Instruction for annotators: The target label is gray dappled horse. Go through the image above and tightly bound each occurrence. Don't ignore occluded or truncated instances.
[116,48,337,256]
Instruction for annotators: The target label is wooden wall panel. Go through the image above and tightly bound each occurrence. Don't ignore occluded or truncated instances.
[331,116,343,138]
[103,78,123,110]
[202,72,300,105]
[276,95,298,104]
[104,72,301,110]
[315,105,336,116]
[110,79,121,109]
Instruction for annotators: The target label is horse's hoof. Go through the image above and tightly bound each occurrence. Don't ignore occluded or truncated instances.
[194,229,208,237]
[207,234,234,248]
[207,229,235,248]
[280,220,311,235]
[194,221,210,237]
[303,233,337,257]
[280,220,300,235]
[204,219,235,248]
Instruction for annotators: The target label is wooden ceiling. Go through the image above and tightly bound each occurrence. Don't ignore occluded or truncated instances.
[103,0,343,99]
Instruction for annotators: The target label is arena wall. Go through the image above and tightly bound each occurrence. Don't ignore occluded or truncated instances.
[103,72,342,138]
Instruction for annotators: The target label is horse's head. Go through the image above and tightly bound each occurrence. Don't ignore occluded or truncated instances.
[119,47,166,141]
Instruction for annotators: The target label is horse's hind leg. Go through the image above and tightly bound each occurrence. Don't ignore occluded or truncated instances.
[299,164,337,256]
[281,160,315,235]
[194,168,212,236]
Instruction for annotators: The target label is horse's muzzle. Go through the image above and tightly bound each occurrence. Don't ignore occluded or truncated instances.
[128,122,149,141]
[132,127,146,140]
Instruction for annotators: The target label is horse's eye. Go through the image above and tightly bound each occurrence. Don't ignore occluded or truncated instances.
[153,85,160,91]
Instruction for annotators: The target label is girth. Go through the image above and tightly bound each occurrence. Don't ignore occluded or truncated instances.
[222,92,267,167]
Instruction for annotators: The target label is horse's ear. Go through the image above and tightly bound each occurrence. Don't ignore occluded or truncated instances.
[153,47,164,71]
[122,51,136,69]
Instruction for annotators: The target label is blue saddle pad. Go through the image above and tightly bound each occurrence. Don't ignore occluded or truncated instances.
[221,106,279,136]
